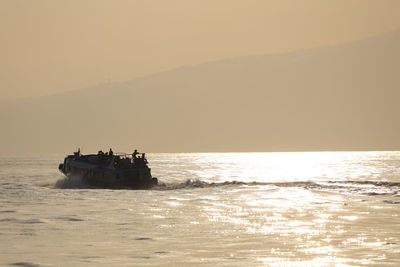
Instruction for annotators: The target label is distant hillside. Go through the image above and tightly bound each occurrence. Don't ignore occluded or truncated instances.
[1,29,400,153]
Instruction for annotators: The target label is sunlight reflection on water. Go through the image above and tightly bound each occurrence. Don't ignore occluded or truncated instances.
[151,151,400,183]
[0,151,400,266]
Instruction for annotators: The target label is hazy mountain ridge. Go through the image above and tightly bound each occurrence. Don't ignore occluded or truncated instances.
[1,29,400,153]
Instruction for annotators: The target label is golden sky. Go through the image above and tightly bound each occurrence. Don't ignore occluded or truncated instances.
[1,0,400,99]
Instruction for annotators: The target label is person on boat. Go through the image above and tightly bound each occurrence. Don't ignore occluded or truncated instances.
[133,149,139,159]
[109,148,113,156]
[74,149,80,160]
[142,153,148,164]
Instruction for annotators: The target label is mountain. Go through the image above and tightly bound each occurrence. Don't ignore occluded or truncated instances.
[1,29,400,153]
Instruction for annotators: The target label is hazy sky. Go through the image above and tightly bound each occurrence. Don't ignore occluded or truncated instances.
[1,0,400,99]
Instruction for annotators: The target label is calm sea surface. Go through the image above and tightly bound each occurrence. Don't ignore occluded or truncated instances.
[1,152,400,266]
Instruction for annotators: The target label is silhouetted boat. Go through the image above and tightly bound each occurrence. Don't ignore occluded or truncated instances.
[58,149,158,189]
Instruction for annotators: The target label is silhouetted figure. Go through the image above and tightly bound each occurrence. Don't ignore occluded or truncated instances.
[109,148,113,156]
[133,149,139,159]
[98,150,104,155]
[142,153,147,164]
[74,149,80,160]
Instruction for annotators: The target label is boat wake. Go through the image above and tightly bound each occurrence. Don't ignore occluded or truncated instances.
[46,176,400,196]
[43,175,95,189]
[153,179,400,196]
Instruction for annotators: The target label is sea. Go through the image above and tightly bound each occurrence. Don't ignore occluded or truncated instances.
[1,151,400,266]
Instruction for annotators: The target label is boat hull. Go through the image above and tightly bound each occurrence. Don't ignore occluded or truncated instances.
[59,158,158,189]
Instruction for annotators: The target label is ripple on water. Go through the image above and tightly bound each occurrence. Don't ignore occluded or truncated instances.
[0,218,47,225]
[21,219,46,224]
[135,237,153,241]
[132,256,153,259]
[383,200,400,204]
[10,262,41,267]
[0,218,18,223]
[55,216,85,222]
[0,210,16,213]
[154,251,169,254]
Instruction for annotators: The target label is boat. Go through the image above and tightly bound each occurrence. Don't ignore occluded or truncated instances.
[58,149,158,189]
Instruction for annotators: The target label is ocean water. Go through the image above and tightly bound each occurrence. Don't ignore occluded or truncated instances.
[1,151,400,266]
